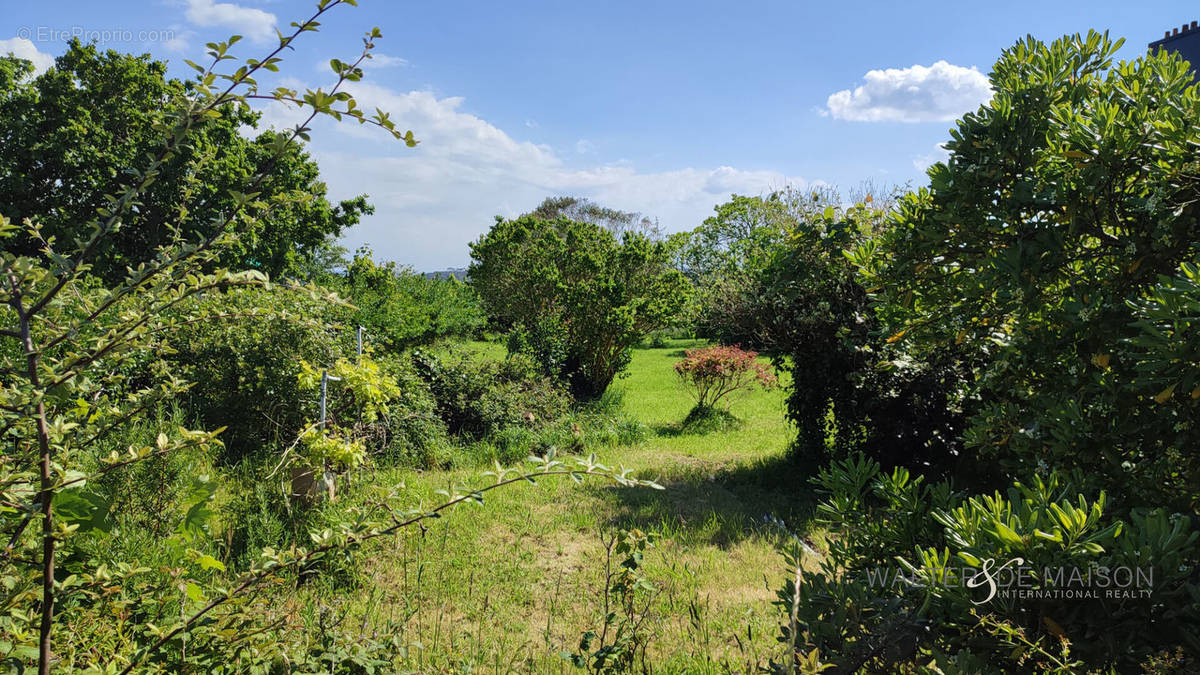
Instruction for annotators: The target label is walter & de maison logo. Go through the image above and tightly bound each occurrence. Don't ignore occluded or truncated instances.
[866,557,1154,604]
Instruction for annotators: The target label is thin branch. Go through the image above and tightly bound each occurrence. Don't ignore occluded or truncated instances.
[23,2,349,319]
[55,436,216,493]
[1,507,38,564]
[116,466,655,673]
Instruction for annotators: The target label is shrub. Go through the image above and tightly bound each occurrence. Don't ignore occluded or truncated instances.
[674,344,776,411]
[171,287,449,469]
[89,406,215,537]
[678,405,741,435]
[769,454,1200,672]
[644,331,670,349]
[469,214,689,399]
[765,204,975,477]
[869,31,1200,507]
[564,529,661,673]
[296,353,448,469]
[168,286,339,464]
[297,428,367,471]
[412,348,570,441]
[376,355,451,466]
[337,248,485,350]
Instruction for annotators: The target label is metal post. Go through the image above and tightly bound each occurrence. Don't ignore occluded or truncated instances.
[320,371,328,429]
[319,370,343,429]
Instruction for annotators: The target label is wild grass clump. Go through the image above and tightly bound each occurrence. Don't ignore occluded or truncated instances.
[680,404,743,435]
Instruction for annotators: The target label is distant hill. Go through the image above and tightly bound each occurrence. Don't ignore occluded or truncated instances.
[422,268,469,280]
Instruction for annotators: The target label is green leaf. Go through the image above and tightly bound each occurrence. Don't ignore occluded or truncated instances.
[196,554,226,572]
[990,521,1026,550]
[54,489,111,534]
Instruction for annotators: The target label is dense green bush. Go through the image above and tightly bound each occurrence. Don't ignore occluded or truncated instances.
[772,454,1200,673]
[88,406,216,538]
[337,248,485,350]
[410,349,648,466]
[369,354,450,466]
[868,31,1200,508]
[759,203,975,476]
[166,284,452,468]
[296,352,448,469]
[469,214,688,398]
[167,286,339,463]
[412,348,569,440]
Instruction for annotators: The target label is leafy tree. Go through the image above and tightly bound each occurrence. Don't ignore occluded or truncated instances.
[680,187,897,349]
[0,40,371,283]
[674,194,790,284]
[469,215,688,398]
[674,193,793,347]
[868,31,1200,507]
[762,204,974,474]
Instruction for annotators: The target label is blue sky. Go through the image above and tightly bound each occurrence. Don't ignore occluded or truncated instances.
[2,1,1196,269]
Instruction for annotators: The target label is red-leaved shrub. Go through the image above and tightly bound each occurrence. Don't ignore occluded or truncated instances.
[674,345,777,410]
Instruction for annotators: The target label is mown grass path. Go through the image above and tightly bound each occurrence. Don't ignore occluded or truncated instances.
[321,341,811,672]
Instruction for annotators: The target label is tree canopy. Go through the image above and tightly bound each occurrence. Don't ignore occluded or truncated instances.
[0,40,370,283]
[527,196,663,240]
[469,214,687,398]
[868,30,1200,506]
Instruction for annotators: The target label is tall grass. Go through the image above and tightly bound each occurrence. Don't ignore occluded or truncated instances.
[272,339,815,670]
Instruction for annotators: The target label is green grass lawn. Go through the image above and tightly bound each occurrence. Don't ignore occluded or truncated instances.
[299,339,815,672]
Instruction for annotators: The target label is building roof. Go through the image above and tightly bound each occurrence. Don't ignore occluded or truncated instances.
[1149,20,1200,80]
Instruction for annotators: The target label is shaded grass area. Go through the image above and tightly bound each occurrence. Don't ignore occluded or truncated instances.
[294,339,817,672]
[655,405,743,437]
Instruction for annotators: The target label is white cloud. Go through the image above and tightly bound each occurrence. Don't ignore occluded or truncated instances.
[313,53,408,77]
[0,37,54,75]
[575,139,595,154]
[825,60,991,123]
[913,142,950,171]
[184,0,276,44]
[161,27,195,54]
[308,83,812,268]
[367,53,408,68]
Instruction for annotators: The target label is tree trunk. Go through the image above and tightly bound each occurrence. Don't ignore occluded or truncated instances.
[20,313,55,675]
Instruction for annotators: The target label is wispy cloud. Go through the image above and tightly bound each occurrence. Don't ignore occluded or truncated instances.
[367,53,408,68]
[913,142,950,171]
[161,26,195,54]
